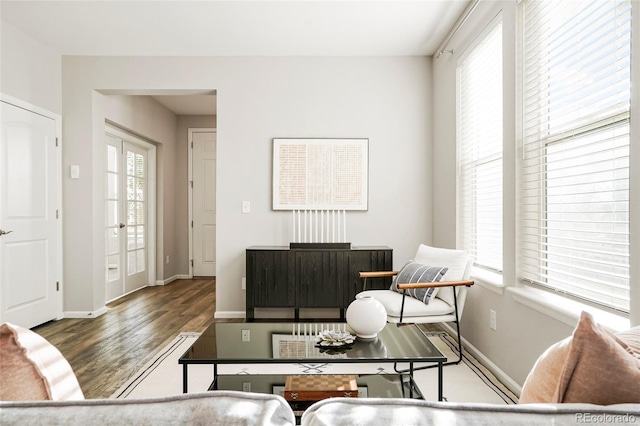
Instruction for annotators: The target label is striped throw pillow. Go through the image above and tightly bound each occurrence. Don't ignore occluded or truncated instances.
[390,262,448,304]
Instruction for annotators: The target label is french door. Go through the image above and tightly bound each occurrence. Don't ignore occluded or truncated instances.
[105,132,150,301]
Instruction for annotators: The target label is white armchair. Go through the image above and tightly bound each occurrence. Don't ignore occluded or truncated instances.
[357,244,474,366]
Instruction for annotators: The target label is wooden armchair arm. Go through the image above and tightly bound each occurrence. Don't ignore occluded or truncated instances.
[359,271,399,279]
[396,280,474,290]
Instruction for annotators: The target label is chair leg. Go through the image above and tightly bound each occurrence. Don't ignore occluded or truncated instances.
[394,289,464,373]
[449,287,464,365]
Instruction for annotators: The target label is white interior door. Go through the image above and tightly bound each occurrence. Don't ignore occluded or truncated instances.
[105,133,149,300]
[0,100,60,328]
[192,131,216,277]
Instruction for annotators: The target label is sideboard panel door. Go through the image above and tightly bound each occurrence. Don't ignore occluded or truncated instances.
[344,250,394,304]
[246,249,294,319]
[296,251,344,308]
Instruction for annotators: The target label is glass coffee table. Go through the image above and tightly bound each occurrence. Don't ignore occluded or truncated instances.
[179,322,446,401]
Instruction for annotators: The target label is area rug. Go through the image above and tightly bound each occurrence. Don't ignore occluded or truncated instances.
[111,330,518,404]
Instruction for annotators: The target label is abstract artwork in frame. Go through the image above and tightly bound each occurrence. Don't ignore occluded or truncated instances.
[273,138,368,211]
[272,334,308,359]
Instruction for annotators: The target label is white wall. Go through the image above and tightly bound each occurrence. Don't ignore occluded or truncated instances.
[0,20,61,114]
[432,1,640,389]
[62,91,179,312]
[61,56,433,316]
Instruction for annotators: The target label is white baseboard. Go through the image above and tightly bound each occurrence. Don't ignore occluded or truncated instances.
[64,307,108,319]
[155,275,191,286]
[442,323,522,397]
[214,311,246,319]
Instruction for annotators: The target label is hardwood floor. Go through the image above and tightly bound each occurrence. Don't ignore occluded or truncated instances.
[33,278,239,399]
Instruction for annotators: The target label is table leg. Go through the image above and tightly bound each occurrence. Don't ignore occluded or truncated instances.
[438,361,443,401]
[409,362,414,398]
[213,364,218,390]
[183,364,188,393]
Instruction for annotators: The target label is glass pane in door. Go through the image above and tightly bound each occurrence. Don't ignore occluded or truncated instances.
[107,144,118,173]
[136,225,145,248]
[125,147,146,277]
[105,142,121,290]
[107,173,118,199]
[107,253,119,282]
[128,251,136,275]
[136,249,145,273]
[127,226,135,250]
[107,200,118,227]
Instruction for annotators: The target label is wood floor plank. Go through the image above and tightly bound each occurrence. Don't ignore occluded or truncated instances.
[32,278,237,399]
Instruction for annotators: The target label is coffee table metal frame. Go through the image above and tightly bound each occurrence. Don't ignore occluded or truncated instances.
[179,322,446,401]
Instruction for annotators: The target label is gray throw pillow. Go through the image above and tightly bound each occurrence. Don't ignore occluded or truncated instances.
[390,261,448,304]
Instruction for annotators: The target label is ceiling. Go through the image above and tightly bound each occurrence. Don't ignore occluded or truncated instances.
[1,0,470,115]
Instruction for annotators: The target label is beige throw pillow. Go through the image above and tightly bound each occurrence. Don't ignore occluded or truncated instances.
[518,335,571,403]
[0,323,84,401]
[555,311,640,404]
[520,312,640,404]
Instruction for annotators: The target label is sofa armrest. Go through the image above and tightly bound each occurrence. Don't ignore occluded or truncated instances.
[0,391,296,426]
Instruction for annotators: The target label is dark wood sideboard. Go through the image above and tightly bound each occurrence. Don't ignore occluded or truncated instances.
[245,245,393,321]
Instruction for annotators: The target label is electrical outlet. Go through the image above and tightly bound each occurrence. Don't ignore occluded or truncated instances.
[490,309,497,331]
[242,382,251,392]
[166,255,170,264]
[241,329,250,341]
[242,277,246,290]
[241,201,251,213]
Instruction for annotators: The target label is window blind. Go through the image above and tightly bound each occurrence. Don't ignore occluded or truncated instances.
[520,0,631,311]
[457,19,503,272]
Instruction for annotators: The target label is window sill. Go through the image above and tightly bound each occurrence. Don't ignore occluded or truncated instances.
[471,267,504,295]
[508,287,630,332]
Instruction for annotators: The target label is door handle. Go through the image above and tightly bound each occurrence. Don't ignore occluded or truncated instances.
[119,223,126,229]
[0,229,14,236]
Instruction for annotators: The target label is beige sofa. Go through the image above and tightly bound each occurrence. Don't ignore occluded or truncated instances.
[0,391,295,426]
[1,392,639,426]
[302,398,640,426]
[1,312,639,425]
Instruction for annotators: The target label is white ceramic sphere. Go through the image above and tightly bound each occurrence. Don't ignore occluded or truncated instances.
[346,294,387,339]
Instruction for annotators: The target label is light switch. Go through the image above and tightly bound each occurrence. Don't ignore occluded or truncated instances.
[70,165,80,179]
[242,201,251,213]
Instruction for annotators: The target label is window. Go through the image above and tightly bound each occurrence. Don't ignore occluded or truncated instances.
[457,18,503,273]
[520,0,631,312]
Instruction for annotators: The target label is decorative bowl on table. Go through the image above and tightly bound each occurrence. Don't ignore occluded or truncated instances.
[315,329,355,348]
